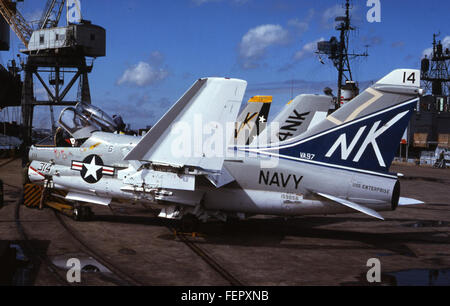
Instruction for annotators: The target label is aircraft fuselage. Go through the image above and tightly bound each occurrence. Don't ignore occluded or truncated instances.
[28,131,398,219]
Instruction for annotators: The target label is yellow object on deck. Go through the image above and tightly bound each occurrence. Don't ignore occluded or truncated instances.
[24,184,73,215]
[24,184,43,208]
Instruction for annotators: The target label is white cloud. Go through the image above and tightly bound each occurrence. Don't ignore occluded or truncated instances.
[117,62,168,87]
[288,9,314,35]
[239,24,289,59]
[288,18,309,34]
[321,5,345,28]
[422,35,450,58]
[294,37,325,61]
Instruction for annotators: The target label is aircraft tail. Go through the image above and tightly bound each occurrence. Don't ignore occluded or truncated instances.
[234,96,272,145]
[256,69,423,174]
[254,94,332,145]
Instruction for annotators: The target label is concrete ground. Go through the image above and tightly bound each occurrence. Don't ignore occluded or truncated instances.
[1,159,449,285]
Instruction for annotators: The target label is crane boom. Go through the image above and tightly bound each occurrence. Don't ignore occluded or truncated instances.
[39,0,65,29]
[0,0,33,47]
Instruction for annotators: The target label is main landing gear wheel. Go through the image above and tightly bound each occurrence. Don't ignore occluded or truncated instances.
[73,205,94,222]
[179,214,200,233]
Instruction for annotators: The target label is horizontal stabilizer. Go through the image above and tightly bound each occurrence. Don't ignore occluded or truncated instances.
[317,192,384,220]
[398,197,424,206]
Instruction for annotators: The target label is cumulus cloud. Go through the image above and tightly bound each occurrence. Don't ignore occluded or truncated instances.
[422,35,450,58]
[321,4,362,29]
[239,24,289,68]
[288,18,309,35]
[117,52,169,87]
[293,37,325,61]
[288,9,314,35]
[321,5,345,28]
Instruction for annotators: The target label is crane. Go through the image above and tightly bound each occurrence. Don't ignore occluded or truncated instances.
[0,0,71,49]
[0,0,33,48]
[0,0,105,149]
[38,0,65,29]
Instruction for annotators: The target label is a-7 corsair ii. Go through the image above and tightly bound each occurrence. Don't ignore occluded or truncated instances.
[28,69,424,222]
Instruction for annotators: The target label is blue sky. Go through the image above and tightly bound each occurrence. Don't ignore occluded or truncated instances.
[1,0,449,129]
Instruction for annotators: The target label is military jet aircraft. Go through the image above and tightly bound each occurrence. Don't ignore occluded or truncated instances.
[28,69,424,222]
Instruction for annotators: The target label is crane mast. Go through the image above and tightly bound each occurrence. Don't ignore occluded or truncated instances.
[38,0,65,29]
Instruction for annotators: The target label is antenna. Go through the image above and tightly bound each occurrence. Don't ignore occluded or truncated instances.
[421,33,450,97]
[315,0,368,109]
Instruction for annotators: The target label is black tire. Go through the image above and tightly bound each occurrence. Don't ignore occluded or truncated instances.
[180,214,199,232]
[73,207,82,221]
[73,206,93,222]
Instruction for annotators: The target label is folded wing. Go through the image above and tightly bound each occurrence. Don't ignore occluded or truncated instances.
[124,78,247,172]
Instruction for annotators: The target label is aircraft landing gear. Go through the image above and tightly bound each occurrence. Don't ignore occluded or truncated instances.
[73,205,94,222]
[179,214,200,233]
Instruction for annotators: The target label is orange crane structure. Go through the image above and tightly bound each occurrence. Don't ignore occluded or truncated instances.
[0,0,32,48]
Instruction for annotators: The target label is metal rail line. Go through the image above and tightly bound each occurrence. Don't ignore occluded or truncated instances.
[54,211,145,286]
[15,196,68,285]
[5,157,67,286]
[170,225,244,287]
[142,207,244,286]
[6,158,141,286]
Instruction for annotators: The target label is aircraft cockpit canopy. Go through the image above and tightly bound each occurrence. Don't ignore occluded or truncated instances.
[58,102,118,139]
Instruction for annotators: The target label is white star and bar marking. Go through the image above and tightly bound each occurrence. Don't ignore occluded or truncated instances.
[71,157,115,181]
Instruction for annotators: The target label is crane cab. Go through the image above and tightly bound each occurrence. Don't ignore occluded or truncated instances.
[23,22,106,57]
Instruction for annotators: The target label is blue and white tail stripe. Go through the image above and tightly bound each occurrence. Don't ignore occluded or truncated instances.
[237,97,419,177]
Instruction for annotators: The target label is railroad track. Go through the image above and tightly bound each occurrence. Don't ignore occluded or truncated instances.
[142,206,244,285]
[6,158,143,286]
[4,157,67,285]
[54,211,145,286]
[173,228,244,286]
[15,196,68,285]
[107,205,244,286]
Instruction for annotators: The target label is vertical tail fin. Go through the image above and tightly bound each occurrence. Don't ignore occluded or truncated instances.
[254,69,422,174]
[255,94,332,145]
[234,96,272,145]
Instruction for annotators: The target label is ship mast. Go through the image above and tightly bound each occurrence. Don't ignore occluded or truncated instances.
[316,0,368,109]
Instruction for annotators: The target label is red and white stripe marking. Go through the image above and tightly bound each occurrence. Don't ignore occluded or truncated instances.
[28,166,45,183]
[102,166,115,176]
[71,161,84,171]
